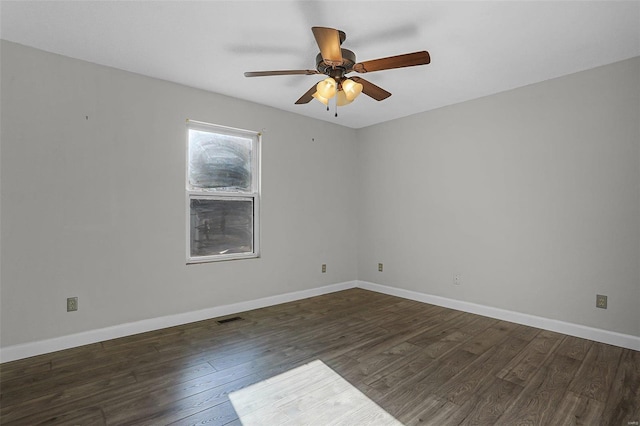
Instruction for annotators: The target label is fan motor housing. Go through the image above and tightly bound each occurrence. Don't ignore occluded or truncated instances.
[316,49,356,77]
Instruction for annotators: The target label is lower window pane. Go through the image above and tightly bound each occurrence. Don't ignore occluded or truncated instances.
[190,198,253,258]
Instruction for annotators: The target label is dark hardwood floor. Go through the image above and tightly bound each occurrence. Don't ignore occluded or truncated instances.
[1,288,638,425]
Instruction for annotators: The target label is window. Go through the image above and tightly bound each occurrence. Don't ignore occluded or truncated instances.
[186,120,260,263]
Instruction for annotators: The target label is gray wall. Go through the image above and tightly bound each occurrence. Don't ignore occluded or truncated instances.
[0,41,358,347]
[357,57,640,337]
[2,41,638,351]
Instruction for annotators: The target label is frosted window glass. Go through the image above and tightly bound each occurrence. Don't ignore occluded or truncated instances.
[189,129,252,191]
[186,120,259,263]
[190,198,253,257]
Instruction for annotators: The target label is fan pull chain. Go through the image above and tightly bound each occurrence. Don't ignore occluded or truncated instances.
[334,92,338,117]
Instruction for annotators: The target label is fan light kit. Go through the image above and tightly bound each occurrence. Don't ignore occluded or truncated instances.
[244,27,430,117]
[313,77,362,106]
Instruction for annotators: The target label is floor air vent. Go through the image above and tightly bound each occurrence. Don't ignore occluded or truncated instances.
[217,316,243,324]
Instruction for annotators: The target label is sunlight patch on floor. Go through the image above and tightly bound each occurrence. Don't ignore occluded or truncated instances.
[228,359,402,425]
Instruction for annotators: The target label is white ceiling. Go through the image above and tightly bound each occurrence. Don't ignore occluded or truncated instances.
[1,1,639,129]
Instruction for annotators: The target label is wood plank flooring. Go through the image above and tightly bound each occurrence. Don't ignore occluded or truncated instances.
[1,288,638,425]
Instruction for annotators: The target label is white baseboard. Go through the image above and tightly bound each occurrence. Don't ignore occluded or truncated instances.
[0,281,358,363]
[2,279,637,363]
[357,280,640,351]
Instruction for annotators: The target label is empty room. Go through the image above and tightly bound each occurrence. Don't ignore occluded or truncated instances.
[0,1,638,425]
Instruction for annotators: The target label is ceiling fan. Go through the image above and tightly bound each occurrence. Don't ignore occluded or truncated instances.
[244,27,430,114]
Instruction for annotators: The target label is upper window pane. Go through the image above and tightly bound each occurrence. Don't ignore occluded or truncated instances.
[189,128,252,191]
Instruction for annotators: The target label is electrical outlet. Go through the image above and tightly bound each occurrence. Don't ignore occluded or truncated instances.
[596,294,607,309]
[67,297,78,312]
[454,274,461,285]
[321,264,326,273]
[378,263,383,272]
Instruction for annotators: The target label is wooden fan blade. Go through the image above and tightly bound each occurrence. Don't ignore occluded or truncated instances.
[350,77,391,101]
[244,70,319,77]
[295,84,318,104]
[353,51,430,73]
[311,27,343,66]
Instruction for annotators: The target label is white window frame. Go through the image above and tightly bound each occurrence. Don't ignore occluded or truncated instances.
[186,119,261,264]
